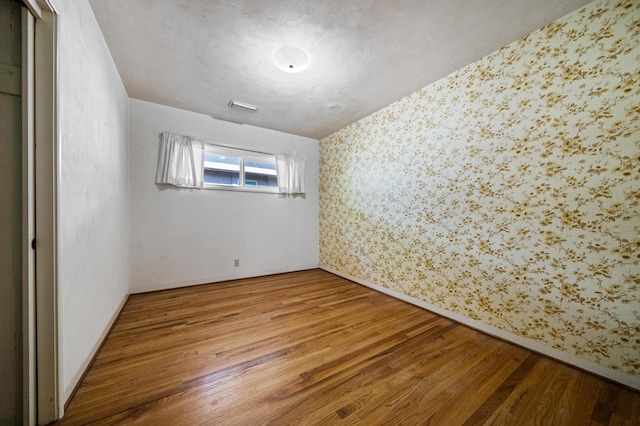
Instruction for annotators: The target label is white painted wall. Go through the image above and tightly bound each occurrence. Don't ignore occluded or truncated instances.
[129,99,319,293]
[56,0,129,402]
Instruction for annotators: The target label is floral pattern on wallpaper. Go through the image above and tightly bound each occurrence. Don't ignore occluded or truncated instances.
[320,0,640,376]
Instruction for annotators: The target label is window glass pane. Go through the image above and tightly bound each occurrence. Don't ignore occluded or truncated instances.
[204,153,240,186]
[244,160,278,188]
[203,144,278,192]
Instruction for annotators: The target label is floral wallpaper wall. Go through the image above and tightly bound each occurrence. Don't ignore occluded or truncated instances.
[320,0,640,377]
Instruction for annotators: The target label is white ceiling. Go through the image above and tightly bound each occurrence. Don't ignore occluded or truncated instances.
[88,0,593,139]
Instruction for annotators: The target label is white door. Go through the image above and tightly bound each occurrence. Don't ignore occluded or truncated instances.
[28,1,60,423]
[1,1,59,424]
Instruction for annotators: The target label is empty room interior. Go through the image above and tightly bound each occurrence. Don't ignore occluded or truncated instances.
[2,0,639,424]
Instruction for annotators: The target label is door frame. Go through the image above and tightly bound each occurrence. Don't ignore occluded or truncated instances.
[21,6,36,425]
[21,0,59,424]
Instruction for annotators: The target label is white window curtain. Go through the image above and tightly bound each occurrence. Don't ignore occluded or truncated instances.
[155,132,204,188]
[276,153,306,195]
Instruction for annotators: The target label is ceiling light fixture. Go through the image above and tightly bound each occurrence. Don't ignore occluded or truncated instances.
[228,100,258,111]
[272,46,310,73]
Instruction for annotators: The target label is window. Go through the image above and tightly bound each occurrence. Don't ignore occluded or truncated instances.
[203,144,278,192]
[156,131,304,194]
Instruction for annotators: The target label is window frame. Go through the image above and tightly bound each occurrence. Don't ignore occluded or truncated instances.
[202,143,279,193]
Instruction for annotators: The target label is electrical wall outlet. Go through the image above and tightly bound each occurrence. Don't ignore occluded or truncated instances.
[234,259,240,267]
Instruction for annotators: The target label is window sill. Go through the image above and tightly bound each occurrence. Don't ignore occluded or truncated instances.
[202,183,280,194]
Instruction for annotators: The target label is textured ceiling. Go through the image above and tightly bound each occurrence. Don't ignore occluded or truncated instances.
[88,0,594,139]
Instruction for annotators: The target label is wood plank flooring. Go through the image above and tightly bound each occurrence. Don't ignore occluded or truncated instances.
[55,269,640,425]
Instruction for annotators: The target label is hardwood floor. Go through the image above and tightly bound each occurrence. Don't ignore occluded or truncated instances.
[56,269,640,425]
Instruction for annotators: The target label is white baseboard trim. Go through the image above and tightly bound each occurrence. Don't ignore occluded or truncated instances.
[321,266,640,391]
[63,293,129,404]
[130,264,321,294]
